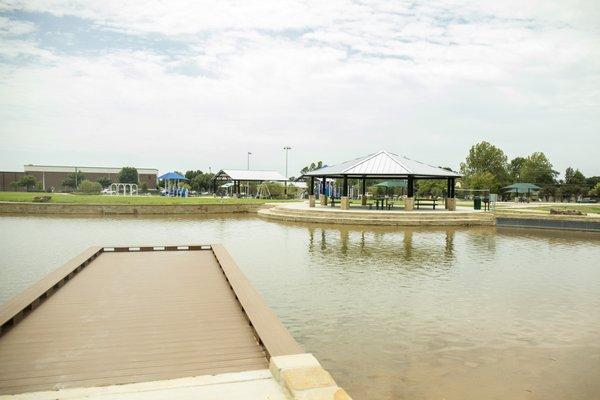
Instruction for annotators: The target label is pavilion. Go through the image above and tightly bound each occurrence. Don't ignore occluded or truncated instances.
[158,172,188,192]
[212,169,288,197]
[502,182,541,200]
[300,150,461,211]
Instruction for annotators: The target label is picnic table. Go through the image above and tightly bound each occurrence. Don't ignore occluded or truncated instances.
[415,198,437,210]
[370,197,395,210]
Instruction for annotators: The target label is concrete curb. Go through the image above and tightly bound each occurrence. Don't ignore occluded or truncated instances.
[270,354,352,400]
[0,201,265,215]
[258,206,495,227]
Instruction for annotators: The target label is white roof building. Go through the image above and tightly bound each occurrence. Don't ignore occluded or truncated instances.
[213,169,289,182]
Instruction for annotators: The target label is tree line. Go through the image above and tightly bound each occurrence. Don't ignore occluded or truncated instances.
[460,141,600,200]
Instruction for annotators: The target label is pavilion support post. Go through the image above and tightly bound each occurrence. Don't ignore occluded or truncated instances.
[309,176,315,207]
[320,177,327,205]
[361,177,367,206]
[445,178,451,209]
[447,178,456,211]
[341,175,349,210]
[405,175,415,211]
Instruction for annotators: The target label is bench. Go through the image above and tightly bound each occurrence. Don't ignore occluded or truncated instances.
[415,198,437,210]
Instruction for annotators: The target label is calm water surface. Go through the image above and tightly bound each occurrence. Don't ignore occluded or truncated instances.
[1,215,599,399]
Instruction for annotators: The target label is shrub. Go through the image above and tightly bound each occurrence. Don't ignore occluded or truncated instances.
[78,180,102,194]
[33,196,52,203]
[265,182,284,198]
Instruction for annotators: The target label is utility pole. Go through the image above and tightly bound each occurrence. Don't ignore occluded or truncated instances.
[284,146,291,195]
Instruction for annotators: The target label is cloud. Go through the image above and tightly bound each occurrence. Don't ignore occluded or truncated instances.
[0,0,599,175]
[0,15,35,36]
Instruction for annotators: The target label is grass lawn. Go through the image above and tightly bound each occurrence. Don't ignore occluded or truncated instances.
[0,192,298,205]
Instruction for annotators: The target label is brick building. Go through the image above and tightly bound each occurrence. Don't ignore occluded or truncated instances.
[0,165,158,191]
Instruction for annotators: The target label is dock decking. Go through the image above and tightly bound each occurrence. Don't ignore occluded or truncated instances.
[0,245,302,395]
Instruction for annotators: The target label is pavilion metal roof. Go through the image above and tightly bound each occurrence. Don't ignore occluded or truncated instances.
[213,169,288,182]
[301,151,461,178]
[502,182,541,192]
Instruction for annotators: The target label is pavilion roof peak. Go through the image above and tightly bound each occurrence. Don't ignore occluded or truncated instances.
[302,150,461,178]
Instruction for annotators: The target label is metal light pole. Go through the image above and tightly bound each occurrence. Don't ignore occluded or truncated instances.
[284,146,291,195]
[246,152,252,197]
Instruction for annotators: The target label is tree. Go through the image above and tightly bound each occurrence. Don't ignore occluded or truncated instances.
[117,167,139,184]
[17,175,38,192]
[78,180,102,194]
[589,182,600,198]
[417,180,445,198]
[300,161,324,175]
[539,185,556,202]
[187,171,215,192]
[61,171,85,190]
[185,170,202,181]
[520,152,557,185]
[585,176,600,188]
[97,177,112,188]
[509,157,526,181]
[460,141,509,192]
[563,167,587,200]
[466,172,497,191]
[565,167,586,186]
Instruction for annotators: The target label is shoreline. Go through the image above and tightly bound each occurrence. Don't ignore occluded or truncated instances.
[1,201,599,232]
[0,201,274,215]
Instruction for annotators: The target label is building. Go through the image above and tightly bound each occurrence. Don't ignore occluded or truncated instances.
[0,165,158,191]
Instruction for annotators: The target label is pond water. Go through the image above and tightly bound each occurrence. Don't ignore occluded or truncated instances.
[1,215,599,399]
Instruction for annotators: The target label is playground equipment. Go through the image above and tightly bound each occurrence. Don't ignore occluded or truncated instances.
[256,182,271,199]
[110,183,138,196]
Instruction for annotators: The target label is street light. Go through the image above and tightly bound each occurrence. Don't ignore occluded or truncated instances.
[246,152,252,197]
[284,146,291,195]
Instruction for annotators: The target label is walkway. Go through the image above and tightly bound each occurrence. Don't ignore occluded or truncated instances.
[0,245,301,395]
[259,202,494,226]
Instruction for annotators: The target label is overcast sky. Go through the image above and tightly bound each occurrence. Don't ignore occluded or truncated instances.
[0,0,599,178]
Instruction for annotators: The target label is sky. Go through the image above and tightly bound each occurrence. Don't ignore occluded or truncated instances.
[0,0,599,178]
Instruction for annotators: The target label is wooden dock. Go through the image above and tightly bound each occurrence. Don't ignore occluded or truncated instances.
[0,244,302,396]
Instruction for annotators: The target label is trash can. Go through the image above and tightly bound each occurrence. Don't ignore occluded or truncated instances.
[474,196,481,210]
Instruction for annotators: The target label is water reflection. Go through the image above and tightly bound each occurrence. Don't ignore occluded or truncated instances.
[307,225,460,269]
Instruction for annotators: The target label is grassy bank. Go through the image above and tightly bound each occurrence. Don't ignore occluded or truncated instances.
[0,192,295,205]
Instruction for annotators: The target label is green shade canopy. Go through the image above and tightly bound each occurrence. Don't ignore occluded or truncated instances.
[375,180,407,188]
[502,182,541,193]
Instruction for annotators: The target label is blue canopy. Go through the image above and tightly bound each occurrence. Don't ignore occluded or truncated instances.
[158,172,188,181]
